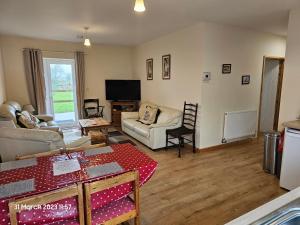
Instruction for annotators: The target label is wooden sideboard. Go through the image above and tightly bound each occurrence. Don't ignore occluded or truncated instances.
[111,101,139,127]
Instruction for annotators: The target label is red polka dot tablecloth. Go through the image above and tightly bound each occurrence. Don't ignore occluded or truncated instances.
[0,144,158,225]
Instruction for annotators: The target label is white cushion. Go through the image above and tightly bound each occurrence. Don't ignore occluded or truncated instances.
[157,106,182,124]
[134,123,150,138]
[123,119,150,138]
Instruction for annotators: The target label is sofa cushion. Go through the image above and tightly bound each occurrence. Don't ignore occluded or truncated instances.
[157,106,182,124]
[123,119,150,138]
[16,111,40,129]
[0,104,17,123]
[134,122,150,138]
[139,105,158,125]
[5,101,22,111]
[138,102,158,119]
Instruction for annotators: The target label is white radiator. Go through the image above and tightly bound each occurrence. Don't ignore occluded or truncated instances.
[222,110,257,143]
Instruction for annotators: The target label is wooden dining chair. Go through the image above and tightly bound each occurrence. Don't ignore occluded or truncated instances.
[65,143,107,154]
[16,149,61,160]
[9,184,85,225]
[84,171,140,225]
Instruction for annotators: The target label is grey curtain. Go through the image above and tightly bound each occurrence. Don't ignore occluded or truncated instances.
[23,48,46,114]
[75,51,85,119]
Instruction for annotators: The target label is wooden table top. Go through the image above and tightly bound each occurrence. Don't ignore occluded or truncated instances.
[79,118,111,128]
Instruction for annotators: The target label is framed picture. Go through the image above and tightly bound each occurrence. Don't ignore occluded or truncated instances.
[146,58,153,80]
[162,54,171,80]
[222,64,231,74]
[242,75,250,85]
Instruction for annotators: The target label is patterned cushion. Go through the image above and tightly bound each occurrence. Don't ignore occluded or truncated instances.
[92,197,135,225]
[139,104,158,125]
[16,111,40,129]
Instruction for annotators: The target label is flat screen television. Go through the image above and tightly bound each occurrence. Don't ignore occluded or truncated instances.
[105,80,141,101]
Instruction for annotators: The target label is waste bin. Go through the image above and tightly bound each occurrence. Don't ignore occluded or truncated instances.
[263,131,281,175]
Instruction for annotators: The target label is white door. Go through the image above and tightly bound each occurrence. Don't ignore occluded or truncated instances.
[43,58,78,125]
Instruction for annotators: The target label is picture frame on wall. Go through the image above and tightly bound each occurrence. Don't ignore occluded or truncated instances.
[146,58,153,80]
[162,54,171,80]
[222,64,232,74]
[242,75,251,85]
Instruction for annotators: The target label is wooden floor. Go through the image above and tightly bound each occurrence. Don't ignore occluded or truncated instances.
[130,138,286,225]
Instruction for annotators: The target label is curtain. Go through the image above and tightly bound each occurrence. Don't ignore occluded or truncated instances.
[75,51,85,119]
[23,48,46,114]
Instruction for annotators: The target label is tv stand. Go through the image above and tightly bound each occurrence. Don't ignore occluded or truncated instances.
[111,101,139,127]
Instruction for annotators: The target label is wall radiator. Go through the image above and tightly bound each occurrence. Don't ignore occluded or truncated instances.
[222,110,257,143]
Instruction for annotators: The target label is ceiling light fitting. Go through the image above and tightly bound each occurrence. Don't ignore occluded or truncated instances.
[134,0,146,12]
[83,27,91,47]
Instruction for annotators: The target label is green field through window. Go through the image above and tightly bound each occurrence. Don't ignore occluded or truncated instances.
[53,91,75,113]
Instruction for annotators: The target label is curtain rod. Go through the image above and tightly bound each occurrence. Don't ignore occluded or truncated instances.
[21,48,87,54]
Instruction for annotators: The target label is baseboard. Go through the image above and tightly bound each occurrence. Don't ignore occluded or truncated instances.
[198,138,255,152]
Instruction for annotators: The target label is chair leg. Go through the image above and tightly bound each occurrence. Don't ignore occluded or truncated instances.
[165,133,169,151]
[192,133,196,153]
[178,137,181,158]
[134,216,140,225]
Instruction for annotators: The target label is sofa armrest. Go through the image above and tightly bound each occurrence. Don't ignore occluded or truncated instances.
[39,126,60,132]
[36,114,54,122]
[121,112,139,120]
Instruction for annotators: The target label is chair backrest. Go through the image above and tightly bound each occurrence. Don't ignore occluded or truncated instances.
[182,101,198,130]
[16,149,62,160]
[65,143,106,154]
[84,99,100,118]
[84,171,139,225]
[9,184,85,225]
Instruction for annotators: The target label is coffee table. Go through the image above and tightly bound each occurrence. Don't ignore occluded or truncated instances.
[79,118,111,136]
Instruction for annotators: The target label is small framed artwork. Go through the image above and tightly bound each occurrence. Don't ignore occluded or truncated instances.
[162,54,171,80]
[146,58,153,80]
[242,75,250,85]
[222,64,232,74]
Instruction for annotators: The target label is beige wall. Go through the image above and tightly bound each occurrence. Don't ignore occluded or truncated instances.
[133,22,286,148]
[0,35,133,120]
[200,23,286,148]
[133,23,204,147]
[0,48,6,104]
[279,9,300,127]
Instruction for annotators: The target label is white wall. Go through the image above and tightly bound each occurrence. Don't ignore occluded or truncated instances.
[133,23,204,147]
[260,59,280,132]
[133,22,286,148]
[0,35,133,120]
[200,23,286,148]
[279,9,300,127]
[0,48,6,104]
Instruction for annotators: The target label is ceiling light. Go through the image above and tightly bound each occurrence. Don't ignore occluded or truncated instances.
[84,38,91,47]
[134,0,145,12]
[83,27,91,47]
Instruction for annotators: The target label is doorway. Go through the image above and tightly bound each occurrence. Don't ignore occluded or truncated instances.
[259,56,285,133]
[43,58,78,125]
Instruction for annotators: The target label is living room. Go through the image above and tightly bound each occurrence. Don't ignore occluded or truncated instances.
[1,0,300,225]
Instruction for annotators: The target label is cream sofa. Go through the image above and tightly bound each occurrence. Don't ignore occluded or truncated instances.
[0,124,91,162]
[121,103,182,150]
[0,101,60,132]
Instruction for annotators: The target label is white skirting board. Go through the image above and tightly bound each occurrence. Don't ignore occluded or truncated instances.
[222,110,257,143]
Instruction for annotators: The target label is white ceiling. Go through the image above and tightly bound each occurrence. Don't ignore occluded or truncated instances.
[0,0,299,46]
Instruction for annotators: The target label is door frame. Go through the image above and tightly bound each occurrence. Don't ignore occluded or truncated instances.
[258,56,285,134]
[43,57,78,124]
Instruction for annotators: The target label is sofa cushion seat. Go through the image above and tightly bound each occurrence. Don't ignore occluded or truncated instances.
[134,123,150,138]
[123,119,150,138]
